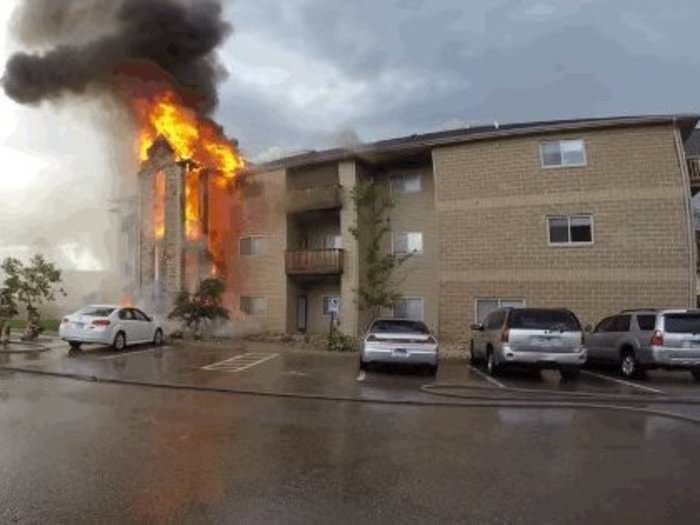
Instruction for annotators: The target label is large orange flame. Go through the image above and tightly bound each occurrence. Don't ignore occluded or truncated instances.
[134,90,244,179]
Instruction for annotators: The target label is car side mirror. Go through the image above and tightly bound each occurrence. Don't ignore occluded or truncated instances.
[584,324,593,333]
[470,323,483,331]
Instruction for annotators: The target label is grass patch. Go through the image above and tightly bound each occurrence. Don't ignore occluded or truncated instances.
[5,319,61,332]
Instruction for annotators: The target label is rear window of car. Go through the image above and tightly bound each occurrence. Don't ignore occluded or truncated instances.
[371,320,429,334]
[508,309,580,331]
[637,315,656,331]
[664,314,700,334]
[79,307,115,317]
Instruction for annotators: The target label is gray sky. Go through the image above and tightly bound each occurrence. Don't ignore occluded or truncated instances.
[1,0,699,269]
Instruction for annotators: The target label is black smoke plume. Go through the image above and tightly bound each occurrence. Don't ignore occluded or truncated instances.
[2,0,232,114]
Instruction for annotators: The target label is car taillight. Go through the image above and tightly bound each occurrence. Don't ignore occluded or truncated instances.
[92,320,111,327]
[650,330,664,346]
[501,329,510,343]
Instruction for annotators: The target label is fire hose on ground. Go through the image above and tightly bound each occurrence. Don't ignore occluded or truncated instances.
[3,357,700,428]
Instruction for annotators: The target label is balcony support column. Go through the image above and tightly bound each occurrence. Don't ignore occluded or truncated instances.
[339,161,360,336]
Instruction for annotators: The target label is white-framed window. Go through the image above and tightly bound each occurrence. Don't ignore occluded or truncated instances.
[540,139,587,168]
[394,297,424,321]
[322,296,341,315]
[240,296,267,315]
[547,215,593,246]
[240,236,265,256]
[320,235,343,249]
[393,232,423,255]
[390,173,422,194]
[475,298,526,323]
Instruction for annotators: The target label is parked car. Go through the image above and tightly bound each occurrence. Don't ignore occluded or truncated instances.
[470,307,587,379]
[359,319,439,374]
[59,305,164,351]
[585,309,700,380]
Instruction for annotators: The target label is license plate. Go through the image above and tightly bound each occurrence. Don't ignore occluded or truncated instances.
[392,348,409,357]
[74,322,85,329]
[534,337,559,346]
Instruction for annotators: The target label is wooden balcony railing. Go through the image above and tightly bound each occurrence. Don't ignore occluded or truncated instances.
[286,184,342,214]
[688,157,700,188]
[285,249,344,276]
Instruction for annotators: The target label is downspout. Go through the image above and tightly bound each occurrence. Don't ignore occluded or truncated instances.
[672,118,696,307]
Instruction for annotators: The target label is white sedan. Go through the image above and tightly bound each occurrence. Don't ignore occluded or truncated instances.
[59,305,165,351]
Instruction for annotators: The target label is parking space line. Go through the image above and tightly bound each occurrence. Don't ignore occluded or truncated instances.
[468,364,506,389]
[97,346,172,360]
[202,353,278,373]
[581,370,664,394]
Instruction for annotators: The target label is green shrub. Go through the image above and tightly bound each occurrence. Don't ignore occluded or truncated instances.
[327,332,358,352]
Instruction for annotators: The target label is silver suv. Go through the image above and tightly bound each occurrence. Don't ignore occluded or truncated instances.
[470,308,587,379]
[585,309,700,380]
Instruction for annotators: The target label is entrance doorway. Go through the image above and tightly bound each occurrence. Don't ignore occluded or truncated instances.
[297,295,308,332]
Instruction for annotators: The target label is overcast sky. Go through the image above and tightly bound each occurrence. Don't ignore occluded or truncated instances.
[1,0,700,269]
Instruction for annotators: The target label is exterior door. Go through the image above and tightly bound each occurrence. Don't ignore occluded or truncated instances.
[297,296,308,332]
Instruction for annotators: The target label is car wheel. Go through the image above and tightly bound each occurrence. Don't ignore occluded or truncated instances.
[692,368,700,382]
[560,367,580,381]
[113,332,126,352]
[486,349,500,376]
[153,329,164,346]
[68,342,82,351]
[620,350,639,379]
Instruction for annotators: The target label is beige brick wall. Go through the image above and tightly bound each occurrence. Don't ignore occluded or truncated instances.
[287,163,339,190]
[433,124,695,342]
[228,168,288,332]
[379,165,439,333]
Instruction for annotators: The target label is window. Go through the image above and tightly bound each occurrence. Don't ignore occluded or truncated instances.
[637,315,656,331]
[131,309,150,322]
[394,297,424,321]
[663,313,700,334]
[390,173,422,194]
[393,232,423,255]
[508,309,580,331]
[547,215,593,245]
[321,235,343,249]
[370,319,429,334]
[118,309,134,321]
[485,310,506,330]
[240,296,266,315]
[79,307,115,317]
[476,298,526,323]
[323,296,341,315]
[611,315,631,332]
[540,139,587,168]
[240,236,264,256]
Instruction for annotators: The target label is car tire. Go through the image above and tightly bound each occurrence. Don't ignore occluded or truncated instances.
[113,331,126,352]
[692,368,700,382]
[68,342,82,351]
[486,349,500,376]
[560,367,581,381]
[153,329,164,346]
[620,350,639,379]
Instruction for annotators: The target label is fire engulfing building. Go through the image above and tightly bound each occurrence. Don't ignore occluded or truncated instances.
[135,114,700,342]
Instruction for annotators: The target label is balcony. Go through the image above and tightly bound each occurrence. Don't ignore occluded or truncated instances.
[286,249,344,276]
[689,158,700,191]
[286,184,342,214]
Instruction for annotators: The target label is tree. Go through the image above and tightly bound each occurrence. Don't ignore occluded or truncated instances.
[349,179,413,322]
[168,278,230,337]
[0,255,66,341]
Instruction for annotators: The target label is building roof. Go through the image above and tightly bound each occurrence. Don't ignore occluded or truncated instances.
[250,114,700,172]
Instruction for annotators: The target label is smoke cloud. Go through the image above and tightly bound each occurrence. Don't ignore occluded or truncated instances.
[3,0,232,114]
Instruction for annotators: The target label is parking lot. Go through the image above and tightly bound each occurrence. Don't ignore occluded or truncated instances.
[4,336,700,409]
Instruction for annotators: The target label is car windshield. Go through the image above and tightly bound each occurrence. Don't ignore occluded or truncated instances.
[664,313,700,334]
[79,307,115,317]
[371,320,429,334]
[508,309,580,331]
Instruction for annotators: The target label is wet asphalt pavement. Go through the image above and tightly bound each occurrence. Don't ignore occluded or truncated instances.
[2,339,700,523]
